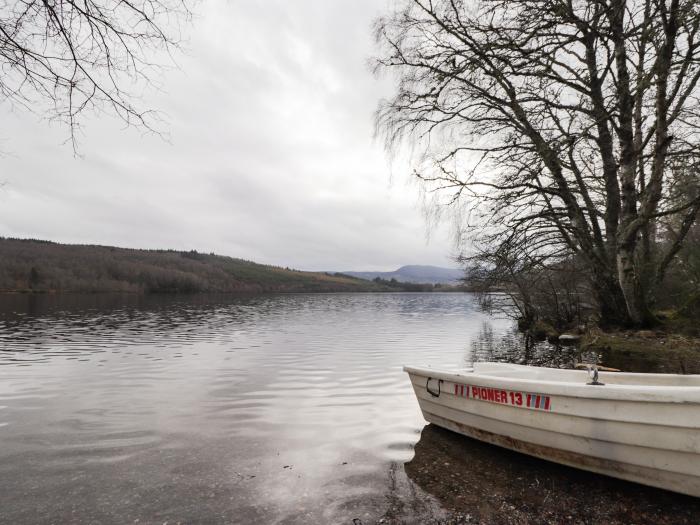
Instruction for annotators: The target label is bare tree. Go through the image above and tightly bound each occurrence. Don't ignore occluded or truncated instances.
[375,0,700,327]
[0,0,189,150]
[464,228,587,330]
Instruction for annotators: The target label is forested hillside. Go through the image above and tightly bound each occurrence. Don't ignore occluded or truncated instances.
[0,238,392,294]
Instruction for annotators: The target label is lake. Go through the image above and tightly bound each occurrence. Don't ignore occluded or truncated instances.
[1,292,697,524]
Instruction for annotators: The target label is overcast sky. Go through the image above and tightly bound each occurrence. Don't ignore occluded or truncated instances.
[0,0,457,272]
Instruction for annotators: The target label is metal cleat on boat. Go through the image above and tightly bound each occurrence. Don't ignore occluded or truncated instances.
[575,363,620,386]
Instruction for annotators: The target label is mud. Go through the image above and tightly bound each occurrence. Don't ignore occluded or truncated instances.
[393,424,700,525]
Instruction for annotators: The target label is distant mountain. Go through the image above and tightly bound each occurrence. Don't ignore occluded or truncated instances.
[341,265,463,285]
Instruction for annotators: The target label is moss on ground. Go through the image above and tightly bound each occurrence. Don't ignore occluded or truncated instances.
[581,327,700,374]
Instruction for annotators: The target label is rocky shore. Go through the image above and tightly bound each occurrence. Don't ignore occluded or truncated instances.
[395,425,700,525]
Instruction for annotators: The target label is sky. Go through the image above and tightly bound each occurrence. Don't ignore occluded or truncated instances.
[0,0,458,272]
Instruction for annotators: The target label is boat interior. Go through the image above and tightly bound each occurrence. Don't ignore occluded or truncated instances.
[471,362,700,386]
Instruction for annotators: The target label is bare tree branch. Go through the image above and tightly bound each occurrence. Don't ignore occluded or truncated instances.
[1,0,190,152]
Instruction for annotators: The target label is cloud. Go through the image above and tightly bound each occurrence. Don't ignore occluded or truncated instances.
[0,0,457,271]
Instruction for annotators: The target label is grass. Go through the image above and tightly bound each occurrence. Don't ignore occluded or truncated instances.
[581,317,700,373]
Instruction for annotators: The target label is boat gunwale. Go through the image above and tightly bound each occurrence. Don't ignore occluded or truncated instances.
[404,365,700,403]
[473,361,700,380]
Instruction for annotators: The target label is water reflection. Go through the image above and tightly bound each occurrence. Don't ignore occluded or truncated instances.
[0,293,503,524]
[471,322,575,367]
[469,319,700,373]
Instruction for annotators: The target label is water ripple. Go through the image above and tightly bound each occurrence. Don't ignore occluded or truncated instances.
[0,292,509,524]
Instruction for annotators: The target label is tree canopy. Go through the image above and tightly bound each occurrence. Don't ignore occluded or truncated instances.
[1,0,188,149]
[375,0,700,326]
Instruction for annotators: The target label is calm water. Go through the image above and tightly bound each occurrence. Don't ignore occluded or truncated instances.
[0,292,677,524]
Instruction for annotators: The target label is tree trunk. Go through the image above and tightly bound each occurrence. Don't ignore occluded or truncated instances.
[590,266,630,328]
[616,245,655,327]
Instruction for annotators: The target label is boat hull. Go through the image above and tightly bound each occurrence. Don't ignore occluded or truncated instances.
[406,365,700,497]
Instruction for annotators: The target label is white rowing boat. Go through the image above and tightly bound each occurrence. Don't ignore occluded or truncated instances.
[405,362,700,497]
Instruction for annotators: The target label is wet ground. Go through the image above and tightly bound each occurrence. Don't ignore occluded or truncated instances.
[398,425,700,525]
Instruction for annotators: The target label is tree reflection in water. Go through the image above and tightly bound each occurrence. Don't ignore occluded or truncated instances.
[467,320,700,373]
[468,321,595,369]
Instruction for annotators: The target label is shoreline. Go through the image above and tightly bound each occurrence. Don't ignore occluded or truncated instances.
[0,287,472,296]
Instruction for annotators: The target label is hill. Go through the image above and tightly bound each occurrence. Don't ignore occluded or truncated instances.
[0,238,395,294]
[342,265,463,285]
